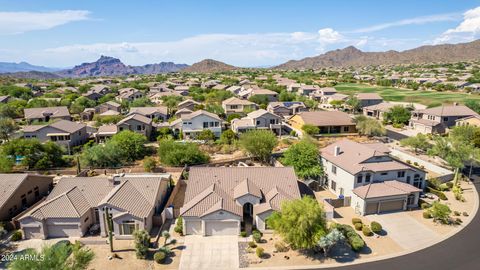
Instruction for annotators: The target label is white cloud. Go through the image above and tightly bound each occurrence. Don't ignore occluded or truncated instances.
[0,10,91,35]
[351,13,460,33]
[433,7,480,44]
[40,30,350,67]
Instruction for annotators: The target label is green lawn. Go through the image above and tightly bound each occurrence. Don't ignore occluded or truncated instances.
[334,83,480,106]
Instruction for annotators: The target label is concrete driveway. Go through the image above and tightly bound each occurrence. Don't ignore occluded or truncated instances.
[179,235,239,270]
[368,211,439,250]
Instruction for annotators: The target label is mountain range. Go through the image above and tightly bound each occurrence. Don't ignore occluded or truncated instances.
[2,39,480,78]
[274,39,480,69]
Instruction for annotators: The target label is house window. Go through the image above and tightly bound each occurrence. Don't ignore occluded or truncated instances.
[120,220,138,235]
[365,173,371,183]
[381,172,388,176]
[413,174,422,188]
[356,174,363,184]
[84,217,89,222]
[214,122,219,127]
[65,135,70,140]
[443,117,449,122]
[256,120,261,125]
[331,165,337,175]
[397,171,405,178]
[331,181,337,191]
[343,126,349,132]
[230,105,238,109]
[203,122,208,128]
[137,125,141,131]
[270,119,276,124]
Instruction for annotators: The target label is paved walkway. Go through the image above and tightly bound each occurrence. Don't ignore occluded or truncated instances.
[179,235,239,270]
[368,211,439,250]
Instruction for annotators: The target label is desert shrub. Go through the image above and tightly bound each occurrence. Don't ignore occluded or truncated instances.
[354,222,363,231]
[446,182,454,189]
[174,217,183,235]
[256,247,264,258]
[452,185,464,201]
[463,212,469,217]
[423,211,432,219]
[428,201,451,224]
[362,225,373,237]
[454,218,463,225]
[274,242,289,253]
[427,187,448,200]
[252,231,262,243]
[439,183,450,191]
[351,218,362,225]
[335,224,365,252]
[240,231,247,237]
[143,156,157,172]
[370,222,382,233]
[248,241,257,248]
[154,251,166,264]
[454,211,461,216]
[421,202,431,209]
[10,230,22,241]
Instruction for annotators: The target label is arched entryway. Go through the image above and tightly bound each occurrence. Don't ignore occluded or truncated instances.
[242,203,253,235]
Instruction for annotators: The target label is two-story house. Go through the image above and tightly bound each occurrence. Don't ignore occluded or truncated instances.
[231,109,283,135]
[321,139,426,216]
[409,105,479,134]
[116,88,144,102]
[128,106,168,122]
[23,120,88,151]
[24,106,71,123]
[116,113,153,139]
[288,111,356,135]
[171,110,223,139]
[222,97,257,115]
[267,102,307,118]
[95,101,122,114]
[356,93,384,108]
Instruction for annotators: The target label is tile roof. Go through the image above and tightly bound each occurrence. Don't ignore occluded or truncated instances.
[23,120,85,134]
[356,93,383,100]
[294,111,355,126]
[24,106,70,120]
[117,113,152,125]
[129,106,168,116]
[222,97,255,106]
[415,105,478,117]
[180,110,222,121]
[27,187,91,220]
[353,180,421,199]
[321,139,412,175]
[0,174,34,209]
[181,167,301,218]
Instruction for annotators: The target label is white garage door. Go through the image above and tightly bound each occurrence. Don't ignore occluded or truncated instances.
[23,226,43,239]
[47,224,80,238]
[185,220,202,235]
[205,221,238,236]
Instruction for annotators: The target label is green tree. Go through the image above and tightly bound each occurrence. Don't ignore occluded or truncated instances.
[143,157,157,172]
[226,113,241,123]
[427,201,451,224]
[281,140,323,179]
[2,139,66,170]
[0,117,18,141]
[346,96,361,113]
[384,105,411,125]
[449,125,480,148]
[0,153,14,173]
[196,129,216,142]
[158,139,209,166]
[109,131,147,162]
[239,130,277,163]
[267,196,327,249]
[465,99,480,114]
[220,129,236,145]
[354,115,385,136]
[400,133,432,154]
[248,95,269,106]
[133,230,150,259]
[302,124,319,136]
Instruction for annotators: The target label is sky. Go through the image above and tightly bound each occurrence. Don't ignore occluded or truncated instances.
[1,0,480,67]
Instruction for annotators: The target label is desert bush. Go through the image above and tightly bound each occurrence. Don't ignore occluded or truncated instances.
[362,225,373,237]
[240,231,247,237]
[174,217,183,235]
[274,242,289,253]
[256,247,264,258]
[423,211,432,219]
[427,187,448,200]
[252,231,262,243]
[421,202,431,209]
[454,211,461,216]
[248,241,257,248]
[354,222,363,231]
[10,230,22,241]
[370,221,382,233]
[154,251,166,264]
[351,218,362,225]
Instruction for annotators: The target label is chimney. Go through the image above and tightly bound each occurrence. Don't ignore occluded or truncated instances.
[334,146,341,156]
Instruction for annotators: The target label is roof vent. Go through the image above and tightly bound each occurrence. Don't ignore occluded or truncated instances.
[334,146,341,156]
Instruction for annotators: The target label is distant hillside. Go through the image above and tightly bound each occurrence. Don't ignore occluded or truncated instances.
[0,61,61,73]
[181,59,237,73]
[275,39,480,69]
[0,71,62,79]
[57,56,189,78]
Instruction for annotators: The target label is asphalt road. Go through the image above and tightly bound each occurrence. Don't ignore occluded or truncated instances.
[321,180,480,270]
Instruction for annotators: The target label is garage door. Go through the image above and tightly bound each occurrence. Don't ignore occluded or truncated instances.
[379,200,404,213]
[365,202,379,215]
[23,226,43,239]
[205,221,238,236]
[185,220,202,235]
[47,224,80,238]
